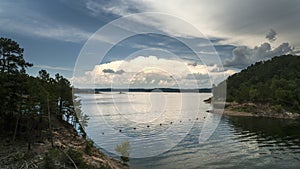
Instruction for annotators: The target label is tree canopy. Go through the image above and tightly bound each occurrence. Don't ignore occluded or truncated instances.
[213,55,300,113]
[0,37,86,149]
[0,37,32,74]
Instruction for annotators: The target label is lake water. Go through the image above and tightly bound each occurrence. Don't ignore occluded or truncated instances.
[78,93,300,169]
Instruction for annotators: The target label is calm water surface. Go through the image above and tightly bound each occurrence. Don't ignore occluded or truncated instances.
[78,93,300,169]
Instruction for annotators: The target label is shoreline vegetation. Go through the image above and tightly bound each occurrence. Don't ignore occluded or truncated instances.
[206,54,300,120]
[0,37,130,169]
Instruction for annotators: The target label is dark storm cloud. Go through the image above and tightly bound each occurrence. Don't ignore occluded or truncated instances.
[102,69,115,73]
[266,29,277,42]
[102,69,125,74]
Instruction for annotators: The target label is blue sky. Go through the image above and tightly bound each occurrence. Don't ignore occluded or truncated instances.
[1,0,299,88]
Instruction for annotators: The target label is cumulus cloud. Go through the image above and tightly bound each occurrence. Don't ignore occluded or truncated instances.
[72,56,236,88]
[225,42,296,68]
[224,29,298,68]
[266,29,277,42]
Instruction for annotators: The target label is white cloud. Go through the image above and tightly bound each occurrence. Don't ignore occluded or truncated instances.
[72,56,236,88]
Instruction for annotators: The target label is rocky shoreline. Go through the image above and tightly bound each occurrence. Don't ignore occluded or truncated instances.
[208,102,300,120]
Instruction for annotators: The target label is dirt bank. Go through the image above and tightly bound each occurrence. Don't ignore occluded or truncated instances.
[0,117,131,169]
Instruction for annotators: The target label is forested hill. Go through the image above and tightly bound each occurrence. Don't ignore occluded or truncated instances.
[214,55,300,114]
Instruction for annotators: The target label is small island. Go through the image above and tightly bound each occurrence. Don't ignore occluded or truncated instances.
[211,55,300,120]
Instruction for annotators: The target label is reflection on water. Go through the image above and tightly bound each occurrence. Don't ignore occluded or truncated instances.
[228,116,300,153]
[80,92,211,158]
[130,116,300,169]
[78,93,300,169]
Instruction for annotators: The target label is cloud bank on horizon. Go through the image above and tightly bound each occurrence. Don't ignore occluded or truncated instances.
[72,56,236,88]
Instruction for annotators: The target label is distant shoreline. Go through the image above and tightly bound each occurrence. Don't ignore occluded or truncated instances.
[74,88,212,93]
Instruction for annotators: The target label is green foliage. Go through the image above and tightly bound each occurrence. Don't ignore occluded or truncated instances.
[44,149,61,169]
[0,37,32,74]
[231,105,256,113]
[85,138,94,155]
[44,148,87,169]
[214,55,300,114]
[65,148,84,167]
[73,97,89,138]
[43,148,113,169]
[271,104,284,113]
[0,37,86,147]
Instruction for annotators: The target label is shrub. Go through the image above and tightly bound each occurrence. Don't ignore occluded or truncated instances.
[85,138,94,155]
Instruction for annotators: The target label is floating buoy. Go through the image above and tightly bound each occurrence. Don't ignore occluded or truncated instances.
[170,122,173,124]
[147,125,150,128]
[102,132,104,135]
[119,129,122,132]
[133,127,136,130]
[159,123,162,126]
[196,118,199,120]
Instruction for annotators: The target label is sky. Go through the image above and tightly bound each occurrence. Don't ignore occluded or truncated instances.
[1,0,299,88]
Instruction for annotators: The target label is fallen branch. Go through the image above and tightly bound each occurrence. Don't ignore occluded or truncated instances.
[58,148,78,169]
[0,152,16,161]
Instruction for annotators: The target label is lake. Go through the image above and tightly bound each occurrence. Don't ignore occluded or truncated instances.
[77,93,300,169]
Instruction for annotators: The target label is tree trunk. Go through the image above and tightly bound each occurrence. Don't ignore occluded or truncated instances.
[59,98,63,121]
[12,113,19,142]
[38,112,42,141]
[48,96,54,148]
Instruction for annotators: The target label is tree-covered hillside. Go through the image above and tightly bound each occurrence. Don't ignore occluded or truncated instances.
[0,37,87,147]
[214,55,300,114]
[0,37,128,169]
